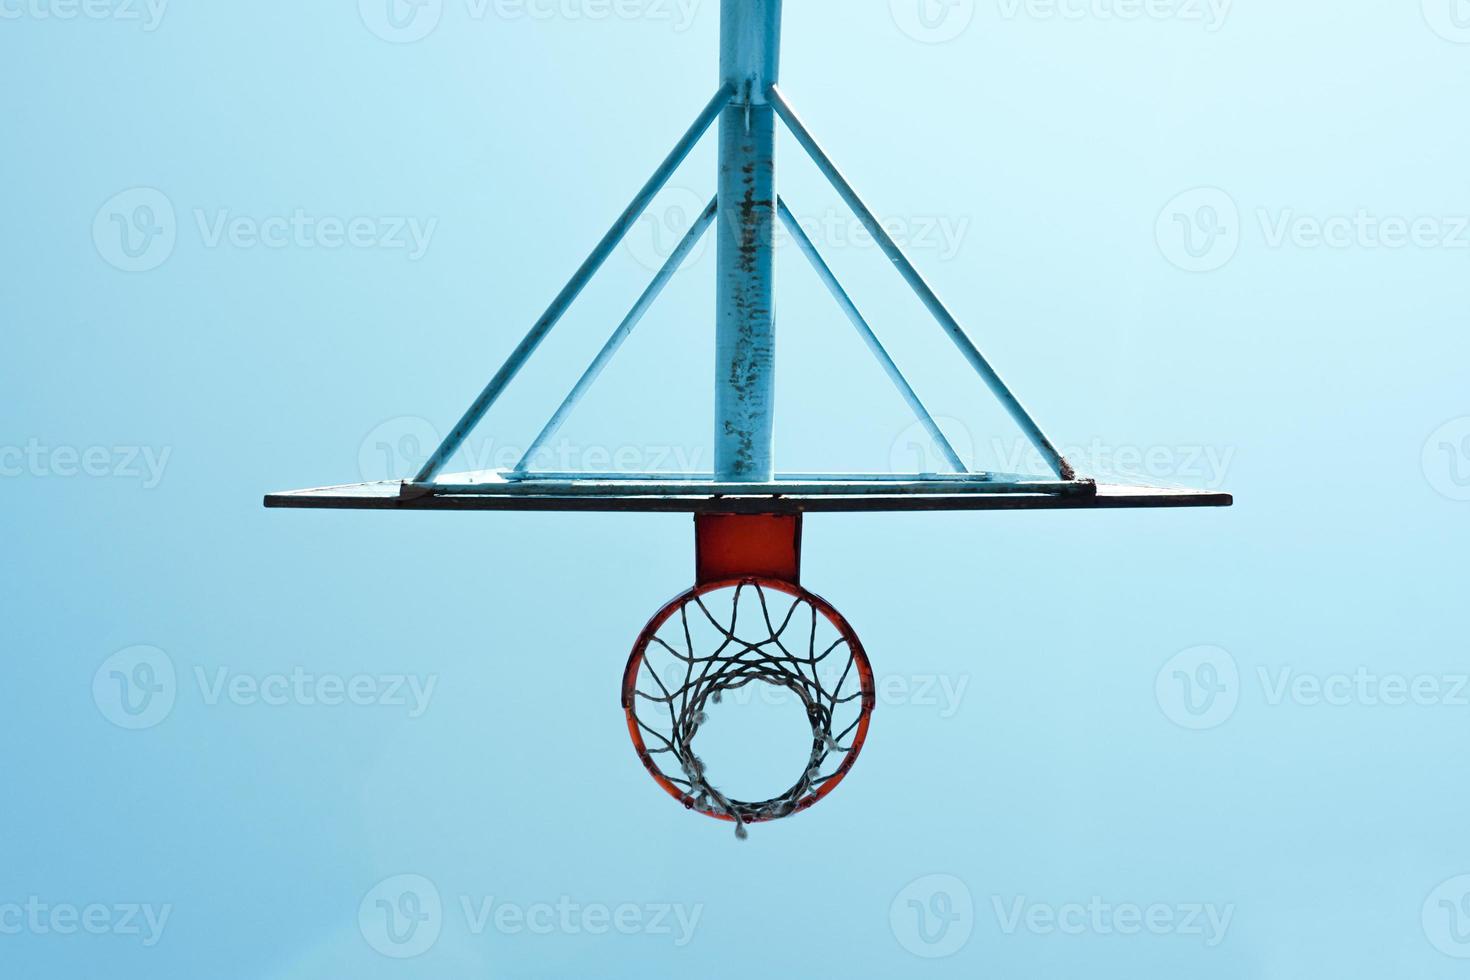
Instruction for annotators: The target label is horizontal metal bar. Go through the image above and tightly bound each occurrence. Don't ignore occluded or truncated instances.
[777,197,966,475]
[767,84,1076,482]
[267,479,1231,515]
[515,196,719,473]
[414,477,1095,499]
[499,470,1020,484]
[411,84,735,485]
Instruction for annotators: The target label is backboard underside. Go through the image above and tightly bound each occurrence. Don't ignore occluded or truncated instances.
[267,3,1234,521]
[264,476,1233,515]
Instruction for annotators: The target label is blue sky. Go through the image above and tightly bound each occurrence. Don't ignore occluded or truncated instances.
[4,1,1470,977]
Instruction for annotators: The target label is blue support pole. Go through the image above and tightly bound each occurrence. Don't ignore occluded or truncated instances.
[777,198,968,475]
[514,197,719,474]
[410,85,733,486]
[714,0,782,482]
[767,85,1077,482]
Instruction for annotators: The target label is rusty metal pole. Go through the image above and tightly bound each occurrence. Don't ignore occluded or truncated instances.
[714,0,781,482]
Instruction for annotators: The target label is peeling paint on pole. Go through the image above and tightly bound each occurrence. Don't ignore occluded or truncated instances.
[714,0,782,482]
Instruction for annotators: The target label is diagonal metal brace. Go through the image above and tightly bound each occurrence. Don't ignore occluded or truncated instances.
[410,85,735,486]
[767,84,1076,482]
[514,196,719,474]
[777,198,967,475]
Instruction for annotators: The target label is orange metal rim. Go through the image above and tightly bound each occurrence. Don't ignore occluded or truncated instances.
[622,576,875,825]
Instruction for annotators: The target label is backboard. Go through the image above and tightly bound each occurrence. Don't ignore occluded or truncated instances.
[265,476,1231,514]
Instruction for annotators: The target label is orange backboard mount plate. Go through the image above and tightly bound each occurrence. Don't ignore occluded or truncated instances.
[695,514,802,585]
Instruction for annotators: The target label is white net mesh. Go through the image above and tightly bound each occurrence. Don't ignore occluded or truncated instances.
[624,580,874,838]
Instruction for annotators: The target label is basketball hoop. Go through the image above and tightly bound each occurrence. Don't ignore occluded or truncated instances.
[623,517,875,838]
[267,0,1233,838]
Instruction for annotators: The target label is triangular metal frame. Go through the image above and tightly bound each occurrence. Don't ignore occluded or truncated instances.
[268,0,1231,515]
[409,83,1074,489]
